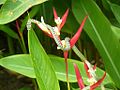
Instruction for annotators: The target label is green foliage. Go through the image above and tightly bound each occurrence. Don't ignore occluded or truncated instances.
[0,0,6,5]
[111,25,120,40]
[0,0,47,24]
[28,29,60,90]
[109,2,120,24]
[0,54,112,85]
[72,0,120,88]
[0,25,18,39]
[0,0,120,89]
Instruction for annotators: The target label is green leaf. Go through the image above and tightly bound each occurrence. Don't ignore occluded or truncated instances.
[18,86,32,90]
[109,2,120,24]
[0,54,112,85]
[0,25,19,39]
[0,0,47,24]
[0,0,6,5]
[72,0,120,88]
[28,29,60,90]
[111,25,120,40]
[0,54,35,78]
[50,55,112,85]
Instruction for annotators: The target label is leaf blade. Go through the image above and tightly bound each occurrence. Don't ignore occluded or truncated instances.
[72,0,120,88]
[109,2,120,24]
[0,54,112,85]
[28,29,60,90]
[0,0,47,24]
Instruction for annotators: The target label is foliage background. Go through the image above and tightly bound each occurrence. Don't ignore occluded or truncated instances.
[0,0,120,90]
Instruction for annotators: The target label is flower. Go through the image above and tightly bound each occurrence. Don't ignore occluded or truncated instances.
[62,16,88,61]
[27,8,88,87]
[52,8,88,89]
[53,7,69,32]
[73,61,106,90]
[73,63,85,89]
[28,8,87,56]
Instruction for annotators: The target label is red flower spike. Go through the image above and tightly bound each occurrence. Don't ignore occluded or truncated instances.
[53,7,58,20]
[90,72,106,90]
[70,16,88,48]
[84,61,92,78]
[73,63,85,89]
[59,9,69,31]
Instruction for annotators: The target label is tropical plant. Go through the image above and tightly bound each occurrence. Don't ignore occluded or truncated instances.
[0,0,120,90]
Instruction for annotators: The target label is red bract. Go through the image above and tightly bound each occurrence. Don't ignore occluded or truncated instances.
[62,16,87,85]
[73,62,106,90]
[63,16,88,61]
[90,72,106,90]
[73,63,85,89]
[70,16,88,48]
[53,7,69,31]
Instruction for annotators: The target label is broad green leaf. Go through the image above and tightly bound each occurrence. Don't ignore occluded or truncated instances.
[0,54,112,85]
[50,55,112,85]
[0,25,19,39]
[109,2,120,24]
[0,54,35,78]
[111,25,120,40]
[72,0,120,88]
[28,29,60,90]
[0,0,47,24]
[0,0,6,5]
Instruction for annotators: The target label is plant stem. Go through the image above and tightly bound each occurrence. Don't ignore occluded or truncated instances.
[7,36,14,54]
[72,45,86,61]
[65,59,70,90]
[16,20,27,53]
[20,33,27,53]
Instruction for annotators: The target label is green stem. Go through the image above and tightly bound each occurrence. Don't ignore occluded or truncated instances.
[72,45,86,61]
[7,36,14,54]
[16,20,27,53]
[20,33,27,53]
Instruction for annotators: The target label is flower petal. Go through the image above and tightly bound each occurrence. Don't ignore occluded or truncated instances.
[70,16,88,48]
[53,7,58,19]
[90,72,106,90]
[84,61,92,78]
[73,63,85,89]
[60,9,69,30]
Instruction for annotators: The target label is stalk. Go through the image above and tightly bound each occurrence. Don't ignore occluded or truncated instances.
[65,59,70,90]
[72,45,86,61]
[16,21,27,53]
